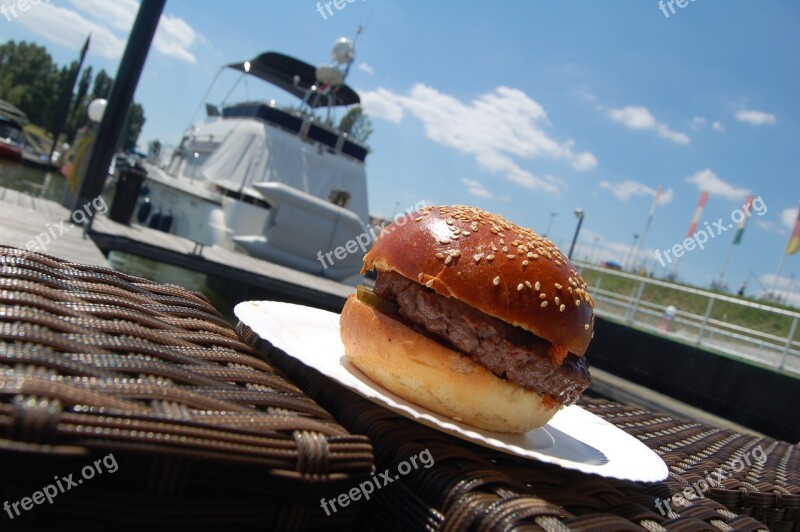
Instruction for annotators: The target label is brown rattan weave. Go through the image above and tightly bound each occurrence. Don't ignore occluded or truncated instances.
[239,322,800,532]
[0,246,373,529]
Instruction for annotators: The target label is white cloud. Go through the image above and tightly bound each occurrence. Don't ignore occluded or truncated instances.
[755,219,775,232]
[14,0,199,63]
[360,88,404,122]
[360,84,597,193]
[711,121,725,132]
[656,124,690,144]
[685,169,750,201]
[153,13,199,63]
[782,207,799,231]
[16,2,125,58]
[599,180,673,205]
[609,106,656,130]
[358,63,374,75]
[572,87,596,102]
[608,105,690,144]
[461,178,494,199]
[735,109,777,126]
[691,116,706,129]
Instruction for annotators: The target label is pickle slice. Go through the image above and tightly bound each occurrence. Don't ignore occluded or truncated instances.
[357,285,400,316]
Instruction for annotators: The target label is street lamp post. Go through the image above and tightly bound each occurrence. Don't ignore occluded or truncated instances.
[544,212,558,237]
[624,233,639,271]
[591,235,602,264]
[567,208,584,259]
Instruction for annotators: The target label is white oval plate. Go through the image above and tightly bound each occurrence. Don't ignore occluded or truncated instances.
[235,300,668,482]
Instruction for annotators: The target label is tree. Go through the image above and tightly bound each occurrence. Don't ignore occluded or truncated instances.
[92,69,113,99]
[0,39,147,150]
[65,65,92,141]
[0,41,59,126]
[338,105,372,145]
[123,103,145,151]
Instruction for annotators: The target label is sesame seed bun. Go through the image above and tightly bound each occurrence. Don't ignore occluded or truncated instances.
[362,205,595,356]
[340,295,561,432]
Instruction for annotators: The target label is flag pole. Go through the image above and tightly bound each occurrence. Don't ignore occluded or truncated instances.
[771,202,800,299]
[634,185,661,273]
[770,252,788,299]
[718,195,754,288]
[675,190,709,279]
[717,236,736,287]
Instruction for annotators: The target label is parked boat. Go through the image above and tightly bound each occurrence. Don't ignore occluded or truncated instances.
[141,36,371,283]
[0,100,27,162]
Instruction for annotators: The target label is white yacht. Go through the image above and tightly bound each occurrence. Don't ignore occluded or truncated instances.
[142,37,370,282]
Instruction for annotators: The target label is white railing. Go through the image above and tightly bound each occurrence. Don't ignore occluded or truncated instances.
[574,261,800,376]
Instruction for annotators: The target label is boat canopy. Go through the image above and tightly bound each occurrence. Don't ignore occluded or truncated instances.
[0,100,28,125]
[201,120,368,226]
[227,52,360,108]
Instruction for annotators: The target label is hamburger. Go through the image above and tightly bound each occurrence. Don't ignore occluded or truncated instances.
[339,205,595,432]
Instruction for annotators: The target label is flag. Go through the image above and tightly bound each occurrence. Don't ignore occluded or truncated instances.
[686,191,709,237]
[787,206,800,255]
[732,195,755,245]
[649,185,662,217]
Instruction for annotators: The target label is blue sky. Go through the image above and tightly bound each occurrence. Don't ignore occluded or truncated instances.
[2,0,799,302]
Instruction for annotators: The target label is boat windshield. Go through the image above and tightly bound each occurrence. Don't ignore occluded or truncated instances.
[0,122,23,143]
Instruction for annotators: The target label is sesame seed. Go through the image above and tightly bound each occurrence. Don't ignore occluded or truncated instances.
[527,252,535,258]
[415,217,423,222]
[493,276,500,286]
[554,283,563,290]
[463,231,471,236]
[540,301,548,308]
[436,252,445,259]
[554,296,560,305]
[534,281,541,291]
[525,281,532,289]
[500,239,505,245]
[517,283,524,291]
[575,300,581,307]
[522,260,529,267]
[426,279,434,288]
[473,254,482,263]
[539,293,547,299]
[507,254,516,259]
[450,249,461,257]
[446,219,454,225]
[559,304,566,312]
[554,260,561,266]
[418,273,424,282]
[532,254,539,259]
[445,255,453,265]
[502,246,508,253]
[439,239,451,245]
[486,254,495,261]
[584,323,590,330]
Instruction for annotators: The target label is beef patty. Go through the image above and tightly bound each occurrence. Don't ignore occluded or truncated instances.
[373,271,591,404]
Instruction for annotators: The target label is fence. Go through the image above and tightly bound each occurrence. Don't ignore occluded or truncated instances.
[574,262,800,377]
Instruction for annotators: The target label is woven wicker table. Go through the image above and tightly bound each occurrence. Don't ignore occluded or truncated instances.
[239,322,800,531]
[0,246,373,529]
[3,245,798,531]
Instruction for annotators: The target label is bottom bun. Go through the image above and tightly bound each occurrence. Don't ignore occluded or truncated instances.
[339,295,562,433]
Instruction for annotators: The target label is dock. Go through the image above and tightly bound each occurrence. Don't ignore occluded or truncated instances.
[89,213,353,312]
[0,186,108,267]
[0,185,353,312]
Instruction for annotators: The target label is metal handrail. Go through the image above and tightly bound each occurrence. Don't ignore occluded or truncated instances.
[577,261,800,375]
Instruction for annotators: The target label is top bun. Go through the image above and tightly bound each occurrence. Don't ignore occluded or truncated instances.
[363,205,595,356]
